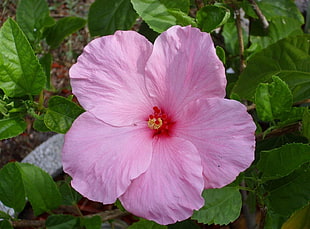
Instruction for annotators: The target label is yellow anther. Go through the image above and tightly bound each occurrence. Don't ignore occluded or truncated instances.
[148,118,163,130]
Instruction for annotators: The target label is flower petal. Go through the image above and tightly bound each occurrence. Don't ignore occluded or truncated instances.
[174,98,256,189]
[62,111,153,203]
[145,25,226,115]
[69,30,153,126]
[120,137,204,225]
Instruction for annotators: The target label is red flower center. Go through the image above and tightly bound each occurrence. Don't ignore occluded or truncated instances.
[148,106,171,135]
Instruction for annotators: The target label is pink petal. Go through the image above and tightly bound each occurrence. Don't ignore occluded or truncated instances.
[69,30,154,126]
[174,98,256,189]
[62,111,153,203]
[120,137,204,225]
[144,25,226,115]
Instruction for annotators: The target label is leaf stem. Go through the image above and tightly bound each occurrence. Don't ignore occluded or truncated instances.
[247,0,269,29]
[235,8,246,72]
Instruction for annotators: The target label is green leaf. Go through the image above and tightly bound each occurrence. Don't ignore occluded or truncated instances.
[302,109,310,141]
[45,17,86,49]
[128,219,168,229]
[58,180,82,205]
[17,163,62,216]
[257,143,310,181]
[192,187,242,225]
[0,211,12,220]
[80,216,102,229]
[131,0,196,33]
[168,220,200,229]
[0,18,46,97]
[16,0,55,43]
[0,162,26,212]
[222,21,248,56]
[255,76,293,122]
[197,5,230,33]
[0,116,26,140]
[160,0,189,13]
[39,53,52,89]
[251,0,304,23]
[44,96,84,134]
[46,215,78,229]
[282,204,310,229]
[264,164,310,218]
[250,17,303,51]
[216,46,226,64]
[33,115,51,132]
[88,0,138,36]
[232,35,310,103]
[0,220,13,229]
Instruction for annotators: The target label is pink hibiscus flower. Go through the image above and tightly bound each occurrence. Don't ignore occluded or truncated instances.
[62,25,256,225]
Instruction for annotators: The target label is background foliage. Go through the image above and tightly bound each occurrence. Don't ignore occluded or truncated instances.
[0,0,309,228]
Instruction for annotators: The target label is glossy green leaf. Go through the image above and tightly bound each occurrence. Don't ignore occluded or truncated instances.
[282,204,310,229]
[44,96,84,134]
[232,35,310,103]
[17,163,62,216]
[0,116,26,140]
[58,180,82,205]
[302,109,310,141]
[46,215,78,229]
[0,220,13,229]
[197,5,230,33]
[80,216,102,229]
[39,53,52,89]
[131,0,196,33]
[128,219,168,229]
[0,18,46,97]
[0,162,26,212]
[88,0,138,36]
[16,0,55,43]
[264,165,310,218]
[255,76,292,122]
[250,17,303,51]
[257,143,310,180]
[192,187,242,225]
[45,17,86,49]
[168,220,200,229]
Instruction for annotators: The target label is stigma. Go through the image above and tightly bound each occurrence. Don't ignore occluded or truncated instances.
[147,106,170,134]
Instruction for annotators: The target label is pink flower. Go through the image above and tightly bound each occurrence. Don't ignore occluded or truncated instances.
[62,25,255,225]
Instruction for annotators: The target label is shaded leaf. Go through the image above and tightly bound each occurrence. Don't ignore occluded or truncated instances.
[39,53,52,89]
[192,187,242,225]
[197,5,230,33]
[0,220,13,229]
[45,17,86,49]
[17,163,62,216]
[46,215,78,229]
[0,18,46,97]
[257,143,310,180]
[58,180,82,205]
[302,109,310,141]
[80,216,101,229]
[264,164,310,218]
[44,96,84,134]
[16,0,55,43]
[88,0,138,36]
[282,204,310,229]
[232,35,310,103]
[0,162,26,212]
[128,219,168,229]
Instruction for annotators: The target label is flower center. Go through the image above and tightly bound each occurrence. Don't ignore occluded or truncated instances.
[148,106,170,135]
